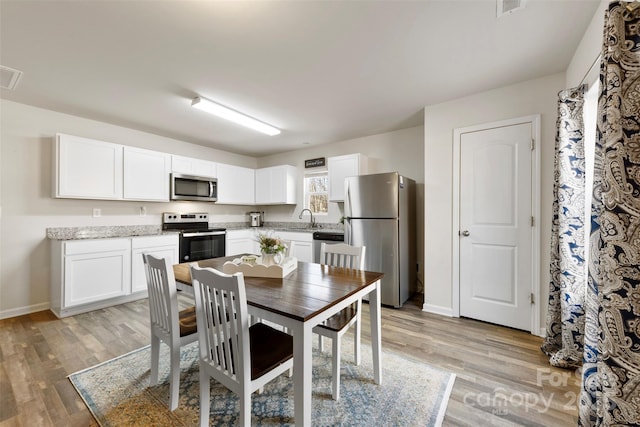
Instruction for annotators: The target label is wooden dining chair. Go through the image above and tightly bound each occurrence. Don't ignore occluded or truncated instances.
[315,242,366,400]
[142,253,199,411]
[190,265,294,427]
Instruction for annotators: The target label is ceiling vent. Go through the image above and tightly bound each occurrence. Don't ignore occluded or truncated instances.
[0,66,24,91]
[497,0,526,17]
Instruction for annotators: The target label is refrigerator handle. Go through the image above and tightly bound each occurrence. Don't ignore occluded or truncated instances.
[345,219,352,245]
[344,178,351,219]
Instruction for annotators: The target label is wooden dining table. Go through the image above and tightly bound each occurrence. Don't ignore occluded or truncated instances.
[173,255,384,426]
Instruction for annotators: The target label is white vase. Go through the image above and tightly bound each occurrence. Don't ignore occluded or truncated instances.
[261,252,280,266]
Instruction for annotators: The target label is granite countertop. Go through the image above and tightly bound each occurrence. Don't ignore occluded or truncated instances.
[47,222,344,241]
[213,221,344,234]
[46,225,173,240]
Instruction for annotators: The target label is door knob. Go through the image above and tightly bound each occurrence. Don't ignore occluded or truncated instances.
[460,230,470,237]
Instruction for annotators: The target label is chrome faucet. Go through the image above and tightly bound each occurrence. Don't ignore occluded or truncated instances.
[298,208,316,228]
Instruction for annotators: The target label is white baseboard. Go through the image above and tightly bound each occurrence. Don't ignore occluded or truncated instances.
[0,302,50,320]
[536,327,546,338]
[422,303,454,317]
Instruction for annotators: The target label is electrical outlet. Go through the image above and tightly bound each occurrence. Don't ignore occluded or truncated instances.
[93,208,101,217]
[139,206,146,216]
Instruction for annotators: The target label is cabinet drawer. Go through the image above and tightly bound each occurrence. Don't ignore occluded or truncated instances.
[65,238,130,255]
[131,234,178,249]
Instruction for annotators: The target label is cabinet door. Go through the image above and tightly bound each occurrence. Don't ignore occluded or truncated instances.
[255,165,297,205]
[217,164,255,204]
[55,133,123,199]
[64,239,131,308]
[291,240,313,263]
[328,154,367,202]
[123,147,171,201]
[277,231,313,263]
[226,238,256,257]
[171,155,217,178]
[226,230,258,256]
[131,235,179,293]
[254,168,271,204]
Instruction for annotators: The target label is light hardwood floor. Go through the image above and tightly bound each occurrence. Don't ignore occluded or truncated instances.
[0,294,578,426]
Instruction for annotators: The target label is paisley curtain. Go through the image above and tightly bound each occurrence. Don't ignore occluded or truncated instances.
[542,85,587,369]
[579,2,640,425]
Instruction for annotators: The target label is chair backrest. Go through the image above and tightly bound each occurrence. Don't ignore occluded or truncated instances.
[282,240,294,258]
[320,243,366,270]
[142,253,180,341]
[190,265,250,391]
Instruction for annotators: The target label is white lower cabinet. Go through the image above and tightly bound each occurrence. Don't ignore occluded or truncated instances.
[50,234,178,318]
[226,229,258,257]
[276,231,313,263]
[226,229,313,263]
[131,235,179,293]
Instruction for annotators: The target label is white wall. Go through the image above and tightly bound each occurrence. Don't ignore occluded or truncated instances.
[565,0,608,88]
[423,72,565,330]
[0,100,256,318]
[422,0,609,333]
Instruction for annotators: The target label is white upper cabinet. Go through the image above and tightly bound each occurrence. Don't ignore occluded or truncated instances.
[123,146,171,201]
[171,155,217,178]
[328,153,368,202]
[255,165,297,205]
[216,164,255,205]
[55,133,123,199]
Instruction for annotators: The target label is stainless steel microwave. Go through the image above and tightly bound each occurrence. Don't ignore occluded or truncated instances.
[170,173,217,202]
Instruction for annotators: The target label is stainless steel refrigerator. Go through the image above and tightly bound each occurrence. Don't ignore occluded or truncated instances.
[344,172,416,308]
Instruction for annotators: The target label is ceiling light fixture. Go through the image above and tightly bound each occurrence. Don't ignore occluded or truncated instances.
[191,96,281,136]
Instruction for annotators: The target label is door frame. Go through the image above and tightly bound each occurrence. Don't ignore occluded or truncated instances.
[452,115,541,334]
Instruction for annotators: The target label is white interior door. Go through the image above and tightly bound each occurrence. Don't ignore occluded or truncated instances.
[458,122,533,331]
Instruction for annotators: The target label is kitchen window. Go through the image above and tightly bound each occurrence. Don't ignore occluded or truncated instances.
[304,172,328,215]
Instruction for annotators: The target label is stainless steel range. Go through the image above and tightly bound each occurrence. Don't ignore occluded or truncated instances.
[162,212,226,262]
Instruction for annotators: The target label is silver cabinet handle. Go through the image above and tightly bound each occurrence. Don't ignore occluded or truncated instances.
[460,230,470,237]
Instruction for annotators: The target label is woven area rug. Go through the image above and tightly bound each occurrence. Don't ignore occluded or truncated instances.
[69,338,455,426]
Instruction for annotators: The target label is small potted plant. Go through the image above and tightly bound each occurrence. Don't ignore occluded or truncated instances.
[256,231,286,266]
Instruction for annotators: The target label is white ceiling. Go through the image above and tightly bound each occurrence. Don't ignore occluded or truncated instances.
[0,0,600,157]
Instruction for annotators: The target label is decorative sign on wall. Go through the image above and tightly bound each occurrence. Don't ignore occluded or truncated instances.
[304,157,326,168]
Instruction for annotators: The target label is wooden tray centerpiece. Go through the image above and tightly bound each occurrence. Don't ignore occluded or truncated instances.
[222,255,297,278]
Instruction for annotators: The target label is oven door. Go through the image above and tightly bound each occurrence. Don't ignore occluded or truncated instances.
[179,231,226,262]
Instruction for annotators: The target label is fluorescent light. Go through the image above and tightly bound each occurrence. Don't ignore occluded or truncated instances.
[191,97,281,136]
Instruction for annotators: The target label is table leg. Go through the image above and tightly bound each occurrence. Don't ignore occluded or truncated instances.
[369,279,382,384]
[291,321,313,426]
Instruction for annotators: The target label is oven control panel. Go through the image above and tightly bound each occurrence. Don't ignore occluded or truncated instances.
[163,212,209,223]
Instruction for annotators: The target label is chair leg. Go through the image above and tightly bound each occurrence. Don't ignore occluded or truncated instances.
[150,335,160,386]
[169,346,180,411]
[199,370,210,427]
[332,336,341,400]
[239,390,251,427]
[355,300,362,366]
